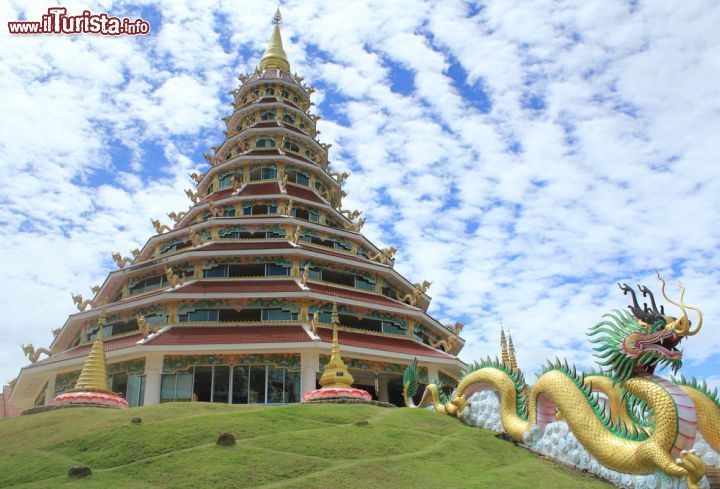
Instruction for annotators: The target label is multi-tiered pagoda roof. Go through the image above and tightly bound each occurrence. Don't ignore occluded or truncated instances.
[11,9,466,409]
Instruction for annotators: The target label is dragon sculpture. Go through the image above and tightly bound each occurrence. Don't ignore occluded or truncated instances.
[403,275,719,489]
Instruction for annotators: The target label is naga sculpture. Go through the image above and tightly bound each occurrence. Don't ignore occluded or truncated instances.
[339,209,361,220]
[185,189,200,203]
[71,293,95,312]
[111,251,133,269]
[396,280,431,306]
[189,172,202,183]
[164,267,185,289]
[403,275,719,489]
[343,217,365,233]
[151,218,172,234]
[207,200,224,218]
[368,246,397,265]
[167,211,187,225]
[430,322,464,352]
[21,344,52,363]
[330,171,349,183]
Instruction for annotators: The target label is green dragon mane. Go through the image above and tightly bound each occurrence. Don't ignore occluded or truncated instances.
[672,374,720,411]
[463,357,530,420]
[587,309,682,384]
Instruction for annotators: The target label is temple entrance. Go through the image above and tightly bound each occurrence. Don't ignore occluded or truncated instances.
[161,365,300,403]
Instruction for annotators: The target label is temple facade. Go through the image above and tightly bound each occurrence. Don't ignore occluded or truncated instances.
[10,10,466,410]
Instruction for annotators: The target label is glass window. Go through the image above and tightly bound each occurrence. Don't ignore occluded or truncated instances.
[256,138,276,148]
[126,374,143,407]
[284,141,300,152]
[266,263,289,276]
[382,321,406,335]
[264,87,275,95]
[203,265,228,278]
[213,366,230,403]
[260,109,276,121]
[110,373,128,398]
[282,113,295,124]
[249,366,266,404]
[232,366,249,404]
[193,366,213,402]
[176,372,193,401]
[179,309,220,322]
[355,276,376,291]
[219,173,233,188]
[267,365,284,403]
[262,308,298,321]
[280,90,289,98]
[309,210,320,222]
[160,374,176,402]
[284,371,301,403]
[223,208,236,217]
[287,170,309,186]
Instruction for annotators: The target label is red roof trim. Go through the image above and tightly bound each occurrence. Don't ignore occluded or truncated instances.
[317,329,452,359]
[147,325,311,345]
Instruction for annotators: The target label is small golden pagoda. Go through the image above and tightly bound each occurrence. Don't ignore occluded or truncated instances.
[302,303,372,403]
[52,311,129,408]
[318,304,355,389]
[72,313,112,393]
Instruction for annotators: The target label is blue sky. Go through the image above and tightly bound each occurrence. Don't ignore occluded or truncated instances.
[1,0,719,389]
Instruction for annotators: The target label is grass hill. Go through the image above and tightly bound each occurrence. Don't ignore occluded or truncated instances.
[0,403,611,488]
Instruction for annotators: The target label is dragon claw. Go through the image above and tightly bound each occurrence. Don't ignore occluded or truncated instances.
[677,450,706,489]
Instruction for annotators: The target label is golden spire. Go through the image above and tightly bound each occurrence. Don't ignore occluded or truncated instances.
[508,333,517,372]
[500,321,510,368]
[319,304,355,388]
[259,7,290,72]
[72,311,112,393]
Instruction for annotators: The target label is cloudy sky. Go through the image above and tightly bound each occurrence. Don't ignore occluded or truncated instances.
[1,0,719,390]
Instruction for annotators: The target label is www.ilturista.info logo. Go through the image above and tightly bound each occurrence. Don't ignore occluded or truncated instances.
[8,7,150,35]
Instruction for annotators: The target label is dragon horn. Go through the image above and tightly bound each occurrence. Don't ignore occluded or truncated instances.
[676,280,703,336]
[656,271,702,337]
[618,283,641,316]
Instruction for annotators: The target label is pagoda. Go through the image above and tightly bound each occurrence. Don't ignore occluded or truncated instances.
[10,9,466,410]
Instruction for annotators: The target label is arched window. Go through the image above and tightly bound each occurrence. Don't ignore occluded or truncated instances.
[256,138,276,148]
[282,113,295,124]
[264,87,275,95]
[249,165,277,181]
[286,169,309,186]
[280,90,289,98]
[284,140,300,152]
[260,109,276,121]
[242,203,278,215]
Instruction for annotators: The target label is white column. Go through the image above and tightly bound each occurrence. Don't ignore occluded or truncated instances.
[300,350,319,396]
[44,373,56,406]
[377,376,389,403]
[143,353,164,405]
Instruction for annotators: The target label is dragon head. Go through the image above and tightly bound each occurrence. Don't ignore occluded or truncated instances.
[588,273,702,384]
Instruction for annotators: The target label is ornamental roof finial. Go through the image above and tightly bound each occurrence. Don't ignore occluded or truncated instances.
[508,332,517,372]
[72,310,112,394]
[499,321,510,368]
[319,303,355,389]
[259,7,290,72]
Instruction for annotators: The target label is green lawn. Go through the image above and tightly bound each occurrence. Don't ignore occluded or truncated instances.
[0,403,611,488]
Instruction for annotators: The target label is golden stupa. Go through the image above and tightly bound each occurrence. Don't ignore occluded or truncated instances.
[259,7,290,72]
[318,304,355,389]
[72,311,112,393]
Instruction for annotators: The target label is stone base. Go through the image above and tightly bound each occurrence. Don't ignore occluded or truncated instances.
[22,403,123,415]
[53,391,129,408]
[302,399,396,408]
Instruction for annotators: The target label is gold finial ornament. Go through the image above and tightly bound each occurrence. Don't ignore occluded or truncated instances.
[508,333,517,372]
[73,311,112,394]
[500,322,510,367]
[319,304,355,389]
[259,7,290,72]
